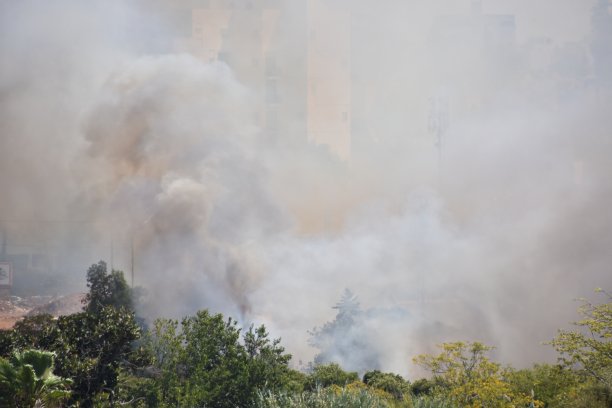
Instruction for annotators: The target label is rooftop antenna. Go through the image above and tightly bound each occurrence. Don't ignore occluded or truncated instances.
[110,235,114,271]
[424,94,450,315]
[131,234,134,288]
[0,226,6,259]
[428,95,450,169]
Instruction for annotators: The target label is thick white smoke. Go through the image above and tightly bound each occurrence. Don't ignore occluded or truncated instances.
[1,0,611,378]
[78,54,286,319]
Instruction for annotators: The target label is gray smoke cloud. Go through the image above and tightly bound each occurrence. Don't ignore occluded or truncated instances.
[77,54,287,318]
[1,0,611,378]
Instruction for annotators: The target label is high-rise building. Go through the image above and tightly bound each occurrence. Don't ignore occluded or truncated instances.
[428,3,517,116]
[174,0,351,159]
[307,0,351,160]
[591,0,612,87]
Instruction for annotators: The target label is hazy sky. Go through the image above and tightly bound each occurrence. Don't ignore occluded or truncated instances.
[1,0,611,377]
[485,0,594,41]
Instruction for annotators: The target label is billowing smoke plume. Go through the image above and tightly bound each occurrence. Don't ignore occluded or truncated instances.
[77,55,287,318]
[1,0,612,378]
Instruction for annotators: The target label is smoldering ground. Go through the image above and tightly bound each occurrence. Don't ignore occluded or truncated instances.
[1,0,611,377]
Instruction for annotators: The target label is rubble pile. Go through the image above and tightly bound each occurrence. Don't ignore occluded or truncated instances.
[0,293,86,329]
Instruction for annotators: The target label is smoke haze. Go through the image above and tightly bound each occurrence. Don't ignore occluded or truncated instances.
[1,0,611,377]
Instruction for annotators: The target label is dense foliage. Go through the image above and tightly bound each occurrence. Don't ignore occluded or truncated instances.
[0,262,610,408]
[550,290,612,390]
[0,349,72,407]
[414,342,541,407]
[363,370,412,402]
[505,363,612,408]
[83,260,133,314]
[255,385,394,408]
[0,303,139,407]
[126,311,294,407]
[305,363,359,390]
[0,263,139,407]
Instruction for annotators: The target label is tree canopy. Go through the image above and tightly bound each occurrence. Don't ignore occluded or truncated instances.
[84,260,133,314]
[136,310,294,407]
[414,342,540,408]
[0,349,72,408]
[1,262,610,408]
[550,290,612,390]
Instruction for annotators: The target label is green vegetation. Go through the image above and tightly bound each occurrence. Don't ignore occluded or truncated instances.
[505,363,612,408]
[126,311,293,407]
[414,342,540,407]
[411,396,458,408]
[0,307,139,407]
[0,262,610,407]
[0,349,72,408]
[305,363,360,390]
[84,260,133,314]
[0,263,139,407]
[363,370,412,403]
[255,382,409,408]
[550,289,612,390]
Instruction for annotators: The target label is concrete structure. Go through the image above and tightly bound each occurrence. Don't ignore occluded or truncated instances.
[306,0,351,160]
[173,0,351,160]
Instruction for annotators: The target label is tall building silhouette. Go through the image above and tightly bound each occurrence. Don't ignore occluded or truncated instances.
[591,0,612,87]
[173,0,351,159]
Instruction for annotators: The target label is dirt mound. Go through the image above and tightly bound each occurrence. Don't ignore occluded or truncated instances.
[27,293,86,317]
[0,299,29,330]
[0,293,86,329]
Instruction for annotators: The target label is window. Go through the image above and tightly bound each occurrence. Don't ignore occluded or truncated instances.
[266,78,279,103]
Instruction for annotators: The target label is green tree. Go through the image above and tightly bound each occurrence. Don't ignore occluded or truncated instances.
[549,290,612,390]
[0,261,141,406]
[414,342,540,408]
[244,324,293,391]
[506,364,578,407]
[84,260,133,314]
[0,349,71,408]
[411,378,437,397]
[179,311,249,407]
[56,307,140,406]
[506,363,612,408]
[309,289,381,373]
[363,370,412,402]
[0,314,59,355]
[138,310,293,407]
[305,362,359,390]
[136,318,183,406]
[2,307,140,407]
[281,368,309,394]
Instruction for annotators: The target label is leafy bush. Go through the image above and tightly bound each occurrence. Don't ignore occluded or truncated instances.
[305,363,360,390]
[549,290,612,391]
[84,260,133,313]
[136,310,293,407]
[414,342,541,408]
[363,370,411,401]
[1,261,140,407]
[3,307,140,407]
[506,363,580,407]
[255,385,392,408]
[411,378,437,397]
[411,395,458,408]
[0,349,72,408]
